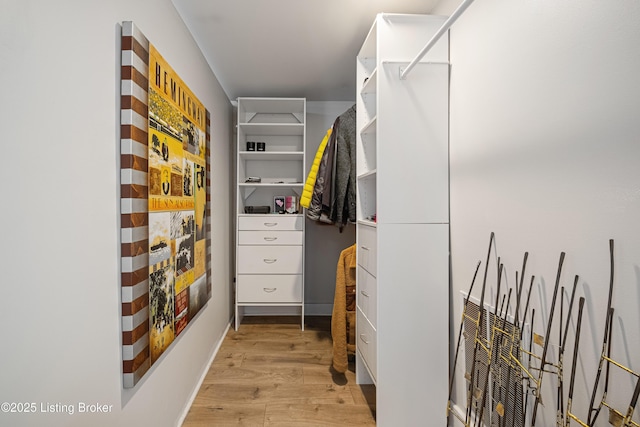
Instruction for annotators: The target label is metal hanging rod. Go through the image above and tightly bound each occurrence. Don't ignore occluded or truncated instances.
[399,0,476,79]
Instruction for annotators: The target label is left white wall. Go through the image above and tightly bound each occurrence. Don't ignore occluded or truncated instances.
[0,1,233,426]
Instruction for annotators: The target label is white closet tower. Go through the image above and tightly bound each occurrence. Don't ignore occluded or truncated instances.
[355,14,450,424]
[235,97,306,331]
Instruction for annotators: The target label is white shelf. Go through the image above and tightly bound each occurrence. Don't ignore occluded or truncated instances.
[237,97,306,116]
[237,213,303,218]
[238,123,304,136]
[360,68,378,95]
[239,183,303,187]
[239,151,304,161]
[357,169,377,180]
[360,117,377,135]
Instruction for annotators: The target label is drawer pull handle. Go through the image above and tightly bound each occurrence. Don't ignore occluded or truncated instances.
[263,287,277,293]
[264,222,278,227]
[360,245,369,251]
[359,334,370,344]
[263,258,277,264]
[263,237,278,241]
[361,291,369,297]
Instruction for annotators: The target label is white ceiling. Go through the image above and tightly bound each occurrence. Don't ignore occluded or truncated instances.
[171,0,441,102]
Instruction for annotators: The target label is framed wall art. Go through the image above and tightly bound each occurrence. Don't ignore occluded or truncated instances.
[120,21,211,388]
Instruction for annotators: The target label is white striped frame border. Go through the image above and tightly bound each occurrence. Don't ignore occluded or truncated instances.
[120,21,212,388]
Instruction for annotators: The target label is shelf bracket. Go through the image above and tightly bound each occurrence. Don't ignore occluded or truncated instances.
[292,113,304,124]
[242,186,257,200]
[399,0,476,80]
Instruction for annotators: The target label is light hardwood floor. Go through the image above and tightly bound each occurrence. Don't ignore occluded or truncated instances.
[182,316,376,426]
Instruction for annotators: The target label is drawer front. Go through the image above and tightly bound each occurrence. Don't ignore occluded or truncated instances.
[357,266,377,328]
[237,246,303,274]
[238,230,303,246]
[357,224,377,276]
[357,308,377,381]
[239,215,303,231]
[237,275,302,303]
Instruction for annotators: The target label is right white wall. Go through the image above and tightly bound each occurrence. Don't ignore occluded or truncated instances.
[432,0,640,425]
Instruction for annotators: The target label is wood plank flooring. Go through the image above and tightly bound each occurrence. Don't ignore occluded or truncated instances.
[182,316,376,426]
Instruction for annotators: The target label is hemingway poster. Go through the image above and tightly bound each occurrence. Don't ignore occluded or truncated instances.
[147,44,208,364]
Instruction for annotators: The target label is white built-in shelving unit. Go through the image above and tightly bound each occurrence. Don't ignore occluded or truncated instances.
[355,13,450,424]
[235,97,306,331]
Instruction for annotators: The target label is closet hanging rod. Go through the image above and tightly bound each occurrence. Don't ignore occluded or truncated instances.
[399,0,476,79]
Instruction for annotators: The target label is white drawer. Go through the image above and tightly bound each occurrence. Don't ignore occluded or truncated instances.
[237,275,302,303]
[357,224,377,276]
[238,230,303,246]
[357,266,377,328]
[238,215,303,231]
[237,246,303,274]
[357,308,377,381]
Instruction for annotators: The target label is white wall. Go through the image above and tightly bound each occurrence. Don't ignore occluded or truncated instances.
[432,0,640,425]
[0,1,233,426]
[305,102,357,314]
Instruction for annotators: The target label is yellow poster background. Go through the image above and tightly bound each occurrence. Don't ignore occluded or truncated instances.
[147,43,208,361]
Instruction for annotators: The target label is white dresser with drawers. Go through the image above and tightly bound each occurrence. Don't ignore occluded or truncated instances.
[236,216,303,315]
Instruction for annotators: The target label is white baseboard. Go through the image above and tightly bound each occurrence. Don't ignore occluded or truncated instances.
[176,319,231,427]
[242,304,332,317]
[305,303,332,316]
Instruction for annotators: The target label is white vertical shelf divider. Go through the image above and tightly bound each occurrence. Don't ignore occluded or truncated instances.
[355,14,450,425]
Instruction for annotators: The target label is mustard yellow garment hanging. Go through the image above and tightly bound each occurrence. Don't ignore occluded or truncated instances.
[300,127,332,208]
